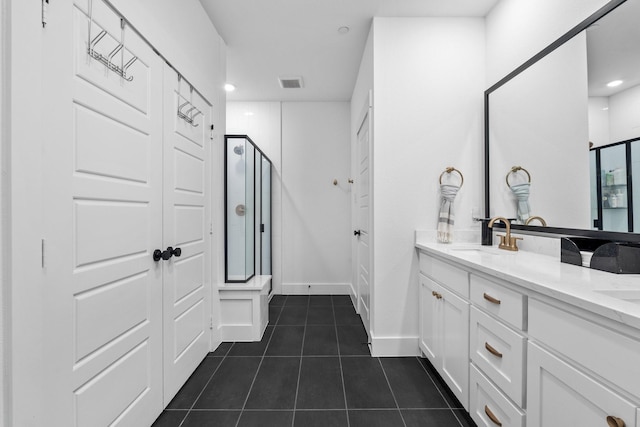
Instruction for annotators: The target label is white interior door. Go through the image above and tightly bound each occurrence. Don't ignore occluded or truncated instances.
[162,68,212,404]
[42,1,164,425]
[356,97,372,340]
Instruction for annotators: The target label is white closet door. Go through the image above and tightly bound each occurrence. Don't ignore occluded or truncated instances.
[356,98,372,340]
[42,1,164,425]
[162,67,212,404]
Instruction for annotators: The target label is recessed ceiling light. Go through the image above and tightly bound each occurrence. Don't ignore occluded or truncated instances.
[602,107,609,111]
[224,83,236,92]
[338,26,350,35]
[607,80,623,88]
[244,112,254,116]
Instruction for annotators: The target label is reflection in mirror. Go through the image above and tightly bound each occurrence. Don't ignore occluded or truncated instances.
[489,33,590,228]
[587,0,640,232]
[487,0,640,238]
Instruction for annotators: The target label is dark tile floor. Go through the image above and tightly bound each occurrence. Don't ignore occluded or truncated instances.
[153,295,476,427]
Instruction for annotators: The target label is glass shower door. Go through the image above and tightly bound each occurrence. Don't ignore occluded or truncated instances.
[225,136,255,282]
[261,155,272,276]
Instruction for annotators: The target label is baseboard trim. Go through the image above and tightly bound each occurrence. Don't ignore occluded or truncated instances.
[281,283,351,295]
[370,334,420,357]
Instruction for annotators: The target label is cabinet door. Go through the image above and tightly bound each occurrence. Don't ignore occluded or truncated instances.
[419,275,441,364]
[527,342,637,427]
[440,285,470,410]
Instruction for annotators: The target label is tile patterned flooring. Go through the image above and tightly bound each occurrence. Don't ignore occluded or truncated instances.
[152,295,476,427]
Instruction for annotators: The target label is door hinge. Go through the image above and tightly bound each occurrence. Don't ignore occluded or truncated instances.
[41,239,46,268]
[41,0,50,28]
[209,317,214,330]
[209,222,213,235]
[210,124,215,140]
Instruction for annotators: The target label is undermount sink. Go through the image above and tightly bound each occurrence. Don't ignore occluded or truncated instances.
[448,246,511,255]
[594,289,640,305]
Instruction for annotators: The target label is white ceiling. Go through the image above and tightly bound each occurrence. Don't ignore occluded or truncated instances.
[199,0,500,101]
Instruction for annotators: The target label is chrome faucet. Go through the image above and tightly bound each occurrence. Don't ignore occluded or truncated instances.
[525,215,547,226]
[488,217,522,251]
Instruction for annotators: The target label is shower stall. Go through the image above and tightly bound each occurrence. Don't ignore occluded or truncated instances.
[224,135,272,284]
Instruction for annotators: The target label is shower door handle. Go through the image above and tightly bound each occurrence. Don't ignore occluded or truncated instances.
[354,230,361,236]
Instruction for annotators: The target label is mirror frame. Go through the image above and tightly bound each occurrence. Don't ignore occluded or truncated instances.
[484,0,640,242]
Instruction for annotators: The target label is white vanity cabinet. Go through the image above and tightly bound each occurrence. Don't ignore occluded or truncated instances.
[417,243,640,427]
[527,298,640,427]
[468,274,526,427]
[527,341,636,427]
[419,255,470,409]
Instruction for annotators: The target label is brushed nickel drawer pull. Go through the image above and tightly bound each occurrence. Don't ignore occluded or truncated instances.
[607,416,626,427]
[483,293,501,305]
[485,342,503,358]
[485,405,502,426]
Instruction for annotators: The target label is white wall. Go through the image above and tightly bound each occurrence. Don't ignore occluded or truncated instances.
[588,97,610,147]
[108,0,224,103]
[227,103,283,171]
[361,18,485,355]
[281,102,352,294]
[609,84,640,143]
[485,0,609,87]
[226,102,351,295]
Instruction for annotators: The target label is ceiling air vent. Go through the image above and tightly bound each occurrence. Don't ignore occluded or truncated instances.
[278,76,304,89]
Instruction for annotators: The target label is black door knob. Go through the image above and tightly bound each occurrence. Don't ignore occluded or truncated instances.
[153,249,163,262]
[162,247,173,260]
[354,230,361,236]
[171,247,182,257]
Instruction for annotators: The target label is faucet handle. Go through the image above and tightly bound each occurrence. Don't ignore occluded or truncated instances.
[508,236,522,251]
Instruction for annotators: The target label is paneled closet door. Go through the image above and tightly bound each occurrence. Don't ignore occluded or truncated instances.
[42,1,164,426]
[162,67,212,404]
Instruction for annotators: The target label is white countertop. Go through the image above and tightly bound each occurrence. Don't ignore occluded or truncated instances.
[416,240,640,330]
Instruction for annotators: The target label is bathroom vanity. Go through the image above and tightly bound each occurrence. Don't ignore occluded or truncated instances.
[416,240,640,427]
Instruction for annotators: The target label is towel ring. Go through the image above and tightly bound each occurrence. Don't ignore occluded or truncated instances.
[506,166,531,187]
[439,167,464,187]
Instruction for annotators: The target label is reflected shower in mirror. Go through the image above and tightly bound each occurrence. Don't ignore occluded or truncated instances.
[486,0,640,240]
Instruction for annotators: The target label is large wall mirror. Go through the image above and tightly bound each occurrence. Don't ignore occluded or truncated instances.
[485,0,640,242]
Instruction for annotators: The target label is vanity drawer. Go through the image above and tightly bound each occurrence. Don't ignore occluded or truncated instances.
[470,364,525,427]
[470,307,525,406]
[529,298,640,400]
[470,275,525,330]
[419,254,469,298]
